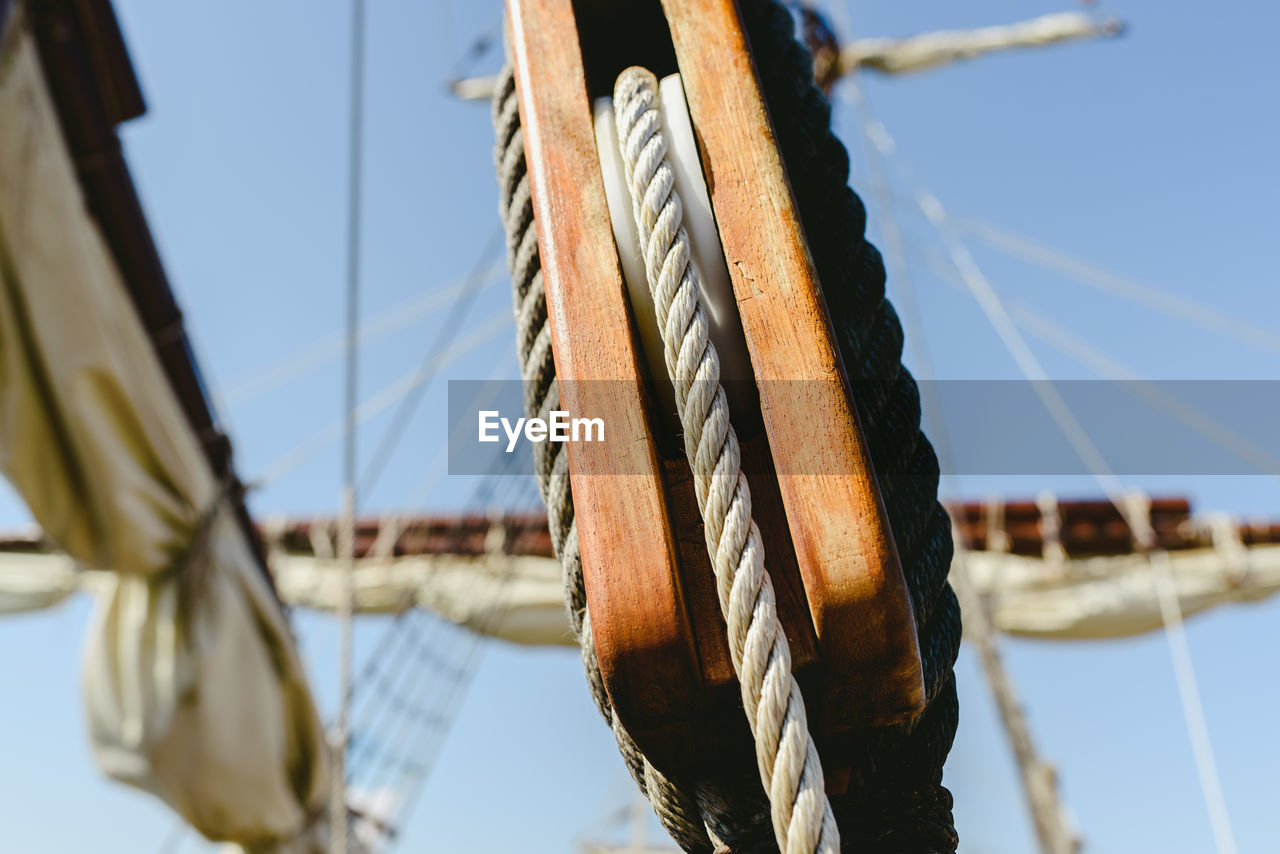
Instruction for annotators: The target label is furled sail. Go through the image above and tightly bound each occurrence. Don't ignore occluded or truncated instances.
[7,509,1278,645]
[0,6,328,847]
[0,533,572,647]
[966,540,1280,639]
[838,12,1123,77]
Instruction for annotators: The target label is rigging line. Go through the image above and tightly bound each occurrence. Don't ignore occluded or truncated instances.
[249,308,512,489]
[842,80,934,386]
[905,237,1280,479]
[350,601,493,805]
[918,190,1130,508]
[903,199,1242,854]
[1151,549,1240,854]
[379,551,518,850]
[839,79,949,462]
[347,450,526,703]
[347,618,465,753]
[354,461,530,841]
[344,541,505,775]
[347,609,416,707]
[345,614,461,778]
[839,82,964,497]
[444,6,503,84]
[928,253,1275,847]
[332,483,532,796]
[845,73,1234,847]
[335,0,368,850]
[343,357,514,714]
[1005,301,1280,478]
[345,619,466,777]
[348,473,522,717]
[353,641,474,846]
[367,625,521,846]
[356,593,503,781]
[351,625,472,787]
[153,818,187,854]
[357,225,506,501]
[380,619,486,804]
[221,263,505,408]
[347,446,525,736]
[842,171,1280,361]
[957,217,1280,358]
[401,354,512,509]
[338,357,513,713]
[344,452,527,783]
[344,519,448,723]
[382,577,525,814]
[914,186,1239,854]
[349,624,436,736]
[845,80,1080,854]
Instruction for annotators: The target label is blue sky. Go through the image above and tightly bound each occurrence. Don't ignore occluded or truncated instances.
[1,1,1278,852]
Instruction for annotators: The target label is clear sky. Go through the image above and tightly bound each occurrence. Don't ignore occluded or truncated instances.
[1,1,1278,852]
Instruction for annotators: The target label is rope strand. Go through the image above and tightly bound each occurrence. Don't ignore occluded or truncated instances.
[492,65,716,854]
[612,66,838,854]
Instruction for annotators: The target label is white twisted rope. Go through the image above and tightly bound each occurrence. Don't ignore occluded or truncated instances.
[613,66,839,854]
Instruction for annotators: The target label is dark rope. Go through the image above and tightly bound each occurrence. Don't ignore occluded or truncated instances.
[493,63,715,854]
[492,1,960,850]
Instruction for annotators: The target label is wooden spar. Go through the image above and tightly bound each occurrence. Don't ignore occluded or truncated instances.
[506,0,924,777]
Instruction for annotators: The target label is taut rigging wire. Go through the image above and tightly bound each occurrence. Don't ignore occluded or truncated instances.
[221,265,504,408]
[846,85,1241,854]
[249,308,511,489]
[335,0,368,847]
[357,226,506,501]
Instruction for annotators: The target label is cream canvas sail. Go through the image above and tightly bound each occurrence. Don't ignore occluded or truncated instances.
[0,14,328,846]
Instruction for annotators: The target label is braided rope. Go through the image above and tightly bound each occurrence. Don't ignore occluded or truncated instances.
[613,66,837,854]
[493,65,716,854]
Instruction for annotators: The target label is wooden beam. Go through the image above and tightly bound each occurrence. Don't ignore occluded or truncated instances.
[505,0,702,736]
[661,0,925,726]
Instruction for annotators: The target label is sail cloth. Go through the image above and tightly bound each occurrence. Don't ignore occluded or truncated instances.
[0,550,83,613]
[965,543,1280,639]
[0,17,328,846]
[839,12,1121,77]
[7,537,1280,644]
[0,549,574,646]
[282,542,1279,642]
[272,552,572,645]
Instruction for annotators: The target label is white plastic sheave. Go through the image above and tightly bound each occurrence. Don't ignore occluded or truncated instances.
[0,18,328,847]
[592,74,755,432]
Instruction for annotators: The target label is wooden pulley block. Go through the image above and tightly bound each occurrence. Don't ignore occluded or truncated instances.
[506,0,924,787]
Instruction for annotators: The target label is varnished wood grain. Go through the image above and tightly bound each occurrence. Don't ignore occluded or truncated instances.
[663,433,819,689]
[661,0,925,727]
[506,0,702,735]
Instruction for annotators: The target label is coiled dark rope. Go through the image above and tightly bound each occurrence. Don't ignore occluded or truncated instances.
[492,1,960,850]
